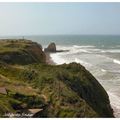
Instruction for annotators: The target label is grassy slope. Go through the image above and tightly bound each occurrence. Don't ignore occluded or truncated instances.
[0,62,98,117]
[0,39,45,65]
[0,40,113,117]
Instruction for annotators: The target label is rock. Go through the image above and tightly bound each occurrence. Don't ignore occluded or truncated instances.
[0,40,46,65]
[0,87,7,95]
[44,43,69,53]
[44,43,56,53]
[28,109,43,114]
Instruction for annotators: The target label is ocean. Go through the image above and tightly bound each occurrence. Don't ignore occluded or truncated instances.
[2,35,120,117]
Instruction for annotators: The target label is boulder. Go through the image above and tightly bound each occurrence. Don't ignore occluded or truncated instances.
[44,43,56,53]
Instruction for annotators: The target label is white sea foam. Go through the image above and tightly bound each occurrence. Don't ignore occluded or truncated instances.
[57,45,97,54]
[71,49,91,54]
[101,69,107,72]
[70,47,92,54]
[75,58,92,67]
[50,53,66,65]
[100,50,106,53]
[107,91,120,117]
[113,59,120,65]
[101,49,120,53]
[73,45,95,48]
[73,46,102,54]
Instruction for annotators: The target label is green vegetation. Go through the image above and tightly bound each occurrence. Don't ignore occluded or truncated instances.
[0,39,114,118]
[0,39,45,65]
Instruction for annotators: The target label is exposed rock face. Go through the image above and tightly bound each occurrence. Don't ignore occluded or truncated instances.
[0,40,46,65]
[44,42,56,52]
[25,43,46,64]
[59,63,114,117]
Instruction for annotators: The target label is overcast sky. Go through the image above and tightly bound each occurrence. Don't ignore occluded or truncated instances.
[0,2,120,36]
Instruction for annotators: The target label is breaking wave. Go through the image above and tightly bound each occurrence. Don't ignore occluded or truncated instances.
[100,49,120,53]
[50,53,66,65]
[73,45,95,48]
[107,91,120,117]
[113,59,120,65]
[101,69,107,72]
[75,58,92,67]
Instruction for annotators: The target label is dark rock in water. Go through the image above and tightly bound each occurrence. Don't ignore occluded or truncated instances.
[44,42,69,53]
[44,42,56,52]
[56,50,69,52]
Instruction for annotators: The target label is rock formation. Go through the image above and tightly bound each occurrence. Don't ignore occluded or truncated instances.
[44,42,56,52]
[0,40,46,65]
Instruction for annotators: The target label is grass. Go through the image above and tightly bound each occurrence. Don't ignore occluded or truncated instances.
[0,62,99,117]
[0,39,45,65]
[0,39,30,53]
[0,40,113,117]
[0,94,21,117]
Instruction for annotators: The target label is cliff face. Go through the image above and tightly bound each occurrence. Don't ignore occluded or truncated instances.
[57,63,113,117]
[0,40,46,65]
[0,39,114,118]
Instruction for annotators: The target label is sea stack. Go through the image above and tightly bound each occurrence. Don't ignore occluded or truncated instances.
[44,42,56,52]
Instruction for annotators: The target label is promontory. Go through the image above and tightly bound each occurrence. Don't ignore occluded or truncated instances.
[0,39,114,118]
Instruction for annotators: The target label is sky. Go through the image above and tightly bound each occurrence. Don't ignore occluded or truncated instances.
[0,2,120,36]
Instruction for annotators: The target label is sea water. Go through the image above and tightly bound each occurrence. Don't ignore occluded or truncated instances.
[2,35,120,117]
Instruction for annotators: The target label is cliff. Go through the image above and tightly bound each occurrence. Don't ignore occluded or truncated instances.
[0,39,46,65]
[0,39,114,118]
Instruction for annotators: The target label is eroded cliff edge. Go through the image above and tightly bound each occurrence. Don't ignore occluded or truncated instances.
[0,39,46,65]
[0,39,114,117]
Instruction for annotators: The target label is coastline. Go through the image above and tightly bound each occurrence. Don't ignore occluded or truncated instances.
[45,49,117,117]
[45,52,56,65]
[0,39,114,117]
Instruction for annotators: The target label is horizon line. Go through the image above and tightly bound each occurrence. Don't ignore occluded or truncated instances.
[0,34,120,37]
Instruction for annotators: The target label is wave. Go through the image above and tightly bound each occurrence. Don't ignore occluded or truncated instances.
[72,49,91,54]
[100,50,106,53]
[57,45,101,54]
[101,69,107,72]
[71,47,92,54]
[50,53,93,68]
[107,91,120,117]
[113,59,120,65]
[73,45,95,48]
[100,49,120,53]
[75,58,92,67]
[57,45,120,55]
[50,53,66,65]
